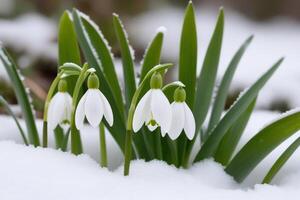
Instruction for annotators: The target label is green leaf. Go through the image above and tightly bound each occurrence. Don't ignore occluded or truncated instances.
[58,11,81,66]
[179,2,197,108]
[183,8,224,167]
[54,125,65,149]
[140,31,164,82]
[0,95,28,145]
[194,58,283,162]
[193,8,224,131]
[226,109,300,182]
[214,98,256,165]
[58,11,81,94]
[72,9,126,151]
[207,35,253,132]
[0,48,40,146]
[80,13,125,119]
[113,14,137,112]
[262,136,300,184]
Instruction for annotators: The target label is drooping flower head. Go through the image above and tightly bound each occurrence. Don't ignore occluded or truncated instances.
[167,87,195,140]
[132,72,171,134]
[47,79,72,131]
[75,72,113,129]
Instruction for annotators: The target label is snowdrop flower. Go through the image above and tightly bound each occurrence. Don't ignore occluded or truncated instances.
[133,72,171,133]
[47,80,72,131]
[167,87,195,140]
[75,73,113,129]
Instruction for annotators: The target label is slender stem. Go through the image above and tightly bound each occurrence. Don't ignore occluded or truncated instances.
[155,131,163,160]
[180,138,187,167]
[61,128,70,152]
[99,122,107,167]
[167,137,178,167]
[71,127,83,155]
[124,129,132,175]
[42,71,63,147]
[42,121,48,147]
[70,63,89,155]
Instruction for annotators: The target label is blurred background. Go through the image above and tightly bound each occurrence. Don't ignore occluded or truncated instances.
[0,0,300,117]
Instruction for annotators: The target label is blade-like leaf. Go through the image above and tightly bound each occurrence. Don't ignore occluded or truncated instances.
[80,13,125,119]
[194,58,283,162]
[183,8,224,167]
[113,14,137,112]
[179,2,197,107]
[0,48,40,146]
[58,11,81,94]
[207,35,253,132]
[193,8,224,131]
[58,11,81,66]
[226,109,300,182]
[214,98,256,165]
[0,95,28,145]
[72,9,126,151]
[140,30,164,82]
[262,136,300,184]
[176,2,198,167]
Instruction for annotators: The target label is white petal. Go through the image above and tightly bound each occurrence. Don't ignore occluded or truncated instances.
[132,90,152,132]
[98,91,114,126]
[75,92,87,130]
[61,93,72,123]
[150,89,172,133]
[85,89,104,127]
[183,102,196,140]
[147,124,157,132]
[47,92,65,131]
[168,102,185,140]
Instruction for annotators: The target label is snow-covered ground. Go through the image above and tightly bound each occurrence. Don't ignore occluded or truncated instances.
[1,110,300,199]
[129,7,300,109]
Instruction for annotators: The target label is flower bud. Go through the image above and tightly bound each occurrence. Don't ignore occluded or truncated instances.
[173,87,186,102]
[58,79,68,92]
[150,72,162,89]
[88,73,100,89]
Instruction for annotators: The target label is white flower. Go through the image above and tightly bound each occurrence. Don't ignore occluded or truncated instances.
[132,89,172,133]
[75,89,113,129]
[47,92,72,131]
[167,101,195,140]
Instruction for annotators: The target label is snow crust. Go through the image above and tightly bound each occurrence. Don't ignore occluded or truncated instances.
[129,7,300,109]
[1,111,300,199]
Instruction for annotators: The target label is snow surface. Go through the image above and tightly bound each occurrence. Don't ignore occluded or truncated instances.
[2,110,300,199]
[128,7,300,109]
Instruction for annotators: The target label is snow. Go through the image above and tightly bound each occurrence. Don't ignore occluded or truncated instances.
[128,7,300,109]
[0,13,56,80]
[1,110,300,199]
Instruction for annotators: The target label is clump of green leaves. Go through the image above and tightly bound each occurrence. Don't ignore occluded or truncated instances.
[0,2,299,184]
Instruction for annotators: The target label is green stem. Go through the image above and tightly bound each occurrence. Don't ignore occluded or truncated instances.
[70,63,89,155]
[61,128,70,152]
[167,136,178,167]
[155,131,163,160]
[42,71,63,147]
[124,129,132,175]
[99,122,108,167]
[42,121,48,147]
